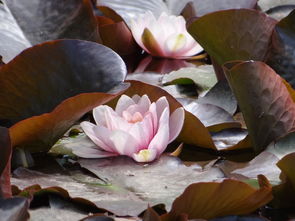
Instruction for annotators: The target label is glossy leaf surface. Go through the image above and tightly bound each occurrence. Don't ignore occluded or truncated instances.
[165,176,272,220]
[224,61,295,152]
[188,9,276,65]
[266,9,295,88]
[0,40,128,152]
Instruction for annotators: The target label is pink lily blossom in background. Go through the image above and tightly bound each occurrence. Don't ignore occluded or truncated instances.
[130,11,203,59]
[76,94,185,162]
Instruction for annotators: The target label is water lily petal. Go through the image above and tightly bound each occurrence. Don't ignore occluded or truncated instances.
[73,147,118,158]
[132,148,158,163]
[129,112,154,148]
[93,105,109,127]
[109,130,140,156]
[165,33,187,56]
[80,121,114,153]
[148,102,158,134]
[141,28,164,57]
[126,94,151,115]
[148,107,170,154]
[168,107,185,142]
[155,96,169,120]
[104,107,131,131]
[115,94,136,116]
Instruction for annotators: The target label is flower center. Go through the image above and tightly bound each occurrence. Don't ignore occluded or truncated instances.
[122,111,144,123]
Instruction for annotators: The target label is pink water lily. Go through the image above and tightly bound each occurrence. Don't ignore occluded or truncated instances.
[130,11,203,59]
[77,94,184,162]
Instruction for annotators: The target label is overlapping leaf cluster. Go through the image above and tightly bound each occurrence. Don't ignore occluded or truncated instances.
[1,0,295,220]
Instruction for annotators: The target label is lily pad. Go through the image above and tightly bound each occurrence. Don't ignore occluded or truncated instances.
[162,175,272,220]
[162,65,217,91]
[0,197,29,221]
[11,156,225,216]
[0,0,100,62]
[0,40,128,152]
[266,131,295,159]
[266,9,295,88]
[188,9,276,66]
[0,127,12,198]
[224,61,295,152]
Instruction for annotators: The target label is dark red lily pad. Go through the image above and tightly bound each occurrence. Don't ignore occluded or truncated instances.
[266,9,295,88]
[0,40,128,152]
[5,0,100,44]
[224,61,295,152]
[163,175,272,220]
[188,9,276,66]
[97,6,140,55]
[170,0,258,17]
[0,127,12,198]
[272,152,295,208]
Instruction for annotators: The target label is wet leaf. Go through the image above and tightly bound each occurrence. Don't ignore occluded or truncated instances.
[0,127,12,198]
[183,102,240,132]
[97,0,168,25]
[266,131,295,159]
[224,61,295,152]
[211,129,251,151]
[164,176,272,220]
[197,80,237,115]
[0,40,128,152]
[162,65,217,91]
[0,0,100,62]
[12,156,224,217]
[97,7,140,55]
[143,207,161,221]
[272,152,295,208]
[218,151,281,184]
[167,0,258,17]
[0,197,29,221]
[266,5,295,21]
[266,9,295,88]
[188,9,276,66]
[258,0,295,12]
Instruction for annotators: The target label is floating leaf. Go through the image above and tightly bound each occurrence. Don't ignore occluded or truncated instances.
[163,176,272,220]
[167,0,258,17]
[258,0,295,12]
[12,156,224,216]
[272,152,295,208]
[218,151,281,184]
[0,127,12,198]
[0,197,29,221]
[97,6,139,55]
[0,0,100,62]
[183,102,240,132]
[266,131,295,159]
[0,40,128,152]
[224,61,295,152]
[266,9,295,88]
[162,65,217,91]
[197,80,237,115]
[188,9,276,66]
